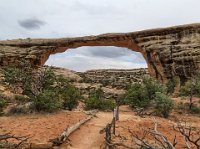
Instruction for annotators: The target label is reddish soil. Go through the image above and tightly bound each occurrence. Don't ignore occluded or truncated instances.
[0,111,87,144]
[113,106,200,149]
[59,109,135,149]
[172,97,200,107]
[0,98,199,149]
[60,112,113,149]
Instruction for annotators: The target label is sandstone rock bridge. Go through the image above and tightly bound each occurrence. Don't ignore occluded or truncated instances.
[0,23,200,88]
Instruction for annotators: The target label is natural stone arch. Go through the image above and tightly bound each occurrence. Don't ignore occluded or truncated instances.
[0,23,200,89]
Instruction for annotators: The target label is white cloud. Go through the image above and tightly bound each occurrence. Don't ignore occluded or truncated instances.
[45,47,147,72]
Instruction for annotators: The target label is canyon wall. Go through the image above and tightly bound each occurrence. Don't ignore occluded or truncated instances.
[0,23,200,88]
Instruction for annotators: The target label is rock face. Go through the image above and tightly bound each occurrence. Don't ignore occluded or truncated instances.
[0,23,200,88]
[51,67,147,98]
[79,68,148,89]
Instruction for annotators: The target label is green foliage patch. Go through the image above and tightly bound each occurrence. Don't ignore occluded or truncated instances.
[123,75,173,118]
[180,75,200,111]
[0,99,6,114]
[154,92,174,118]
[3,64,80,113]
[123,83,149,108]
[85,88,116,111]
[33,90,62,112]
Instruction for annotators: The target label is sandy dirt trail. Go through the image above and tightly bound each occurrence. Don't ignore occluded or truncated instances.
[59,106,134,149]
[59,112,112,149]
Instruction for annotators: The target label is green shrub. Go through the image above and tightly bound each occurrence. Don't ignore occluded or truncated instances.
[3,62,34,95]
[176,102,200,114]
[32,90,61,112]
[124,83,150,108]
[54,76,80,110]
[89,88,104,99]
[61,85,80,110]
[9,105,28,114]
[85,88,115,111]
[3,64,80,113]
[38,67,57,91]
[0,99,6,113]
[155,92,173,118]
[3,67,21,85]
[142,75,167,100]
[166,79,176,94]
[124,76,166,109]
[15,95,29,104]
[190,105,200,114]
[179,78,200,109]
[179,80,195,96]
[10,96,31,114]
[85,97,115,111]
[45,70,80,111]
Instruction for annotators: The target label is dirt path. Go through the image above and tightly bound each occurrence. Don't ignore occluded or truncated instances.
[59,112,112,149]
[59,106,134,149]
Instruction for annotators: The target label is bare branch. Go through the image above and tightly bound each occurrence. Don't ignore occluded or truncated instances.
[105,139,135,149]
[176,122,200,149]
[126,118,176,149]
[0,133,29,148]
[128,128,158,149]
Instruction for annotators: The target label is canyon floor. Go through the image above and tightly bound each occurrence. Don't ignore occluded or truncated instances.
[0,106,138,149]
[0,68,200,148]
[0,111,87,144]
[0,103,199,149]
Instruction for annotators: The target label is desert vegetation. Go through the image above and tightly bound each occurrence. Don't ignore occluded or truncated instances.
[0,94,6,115]
[123,75,173,118]
[180,75,200,113]
[1,61,80,113]
[0,65,200,148]
[108,117,200,149]
[101,75,200,149]
[85,88,116,111]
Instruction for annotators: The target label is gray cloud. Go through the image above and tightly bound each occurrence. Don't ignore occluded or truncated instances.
[18,18,45,30]
[86,47,130,58]
[46,50,147,72]
[68,46,145,62]
[68,46,132,58]
[45,46,147,71]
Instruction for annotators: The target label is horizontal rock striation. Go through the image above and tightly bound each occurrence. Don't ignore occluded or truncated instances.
[79,68,148,89]
[0,23,200,88]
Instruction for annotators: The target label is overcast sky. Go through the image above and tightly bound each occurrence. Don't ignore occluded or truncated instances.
[1,0,200,71]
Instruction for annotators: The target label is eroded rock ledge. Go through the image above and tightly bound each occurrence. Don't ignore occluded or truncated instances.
[0,23,200,87]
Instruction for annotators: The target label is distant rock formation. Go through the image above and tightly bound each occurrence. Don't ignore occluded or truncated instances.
[0,23,200,89]
[79,68,148,89]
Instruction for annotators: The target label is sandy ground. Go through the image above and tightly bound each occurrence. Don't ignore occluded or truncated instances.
[0,111,87,144]
[0,99,199,149]
[59,107,135,149]
[113,106,200,149]
[60,112,112,149]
